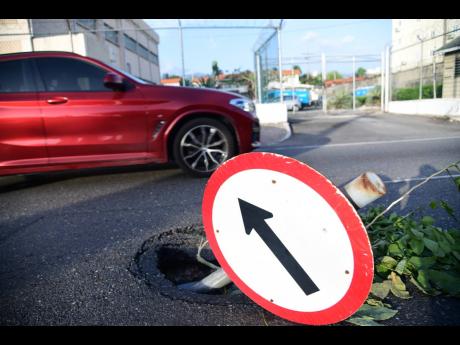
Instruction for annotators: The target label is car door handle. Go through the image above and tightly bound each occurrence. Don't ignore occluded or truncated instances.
[47,97,68,105]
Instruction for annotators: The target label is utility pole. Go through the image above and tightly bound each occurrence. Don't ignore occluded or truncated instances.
[179,20,186,87]
[352,56,356,111]
[417,35,423,100]
[321,53,327,113]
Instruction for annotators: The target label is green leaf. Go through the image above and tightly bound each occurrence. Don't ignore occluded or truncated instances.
[371,280,392,299]
[454,177,460,192]
[438,238,452,254]
[416,270,431,290]
[452,251,460,261]
[430,201,437,209]
[428,270,460,295]
[395,259,407,275]
[444,232,456,245]
[409,239,425,255]
[366,298,385,307]
[423,238,445,257]
[409,227,425,239]
[388,243,404,258]
[354,304,398,321]
[381,256,398,268]
[409,276,430,295]
[389,272,411,299]
[440,200,455,218]
[422,216,434,226]
[347,317,383,326]
[408,256,436,270]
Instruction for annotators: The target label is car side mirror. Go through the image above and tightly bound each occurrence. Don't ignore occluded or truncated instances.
[104,73,125,91]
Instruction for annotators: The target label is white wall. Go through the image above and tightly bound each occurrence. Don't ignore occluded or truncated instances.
[32,33,86,55]
[255,103,288,124]
[388,99,460,117]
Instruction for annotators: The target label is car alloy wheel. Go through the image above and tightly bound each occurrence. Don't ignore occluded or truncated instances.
[179,125,229,174]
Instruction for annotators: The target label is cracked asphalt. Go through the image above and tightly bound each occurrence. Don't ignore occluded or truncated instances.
[1,111,459,325]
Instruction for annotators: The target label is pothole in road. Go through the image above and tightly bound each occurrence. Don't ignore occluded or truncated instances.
[129,225,252,305]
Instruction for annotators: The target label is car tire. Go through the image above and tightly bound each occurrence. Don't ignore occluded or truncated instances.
[172,117,236,178]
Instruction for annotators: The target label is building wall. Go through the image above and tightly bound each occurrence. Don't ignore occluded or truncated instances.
[0,19,160,83]
[391,19,460,73]
[0,19,32,53]
[32,33,86,55]
[442,53,460,98]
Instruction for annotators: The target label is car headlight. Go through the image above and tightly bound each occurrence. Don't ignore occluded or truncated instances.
[229,98,256,114]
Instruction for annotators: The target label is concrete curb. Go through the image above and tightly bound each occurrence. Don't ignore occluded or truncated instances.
[259,121,292,147]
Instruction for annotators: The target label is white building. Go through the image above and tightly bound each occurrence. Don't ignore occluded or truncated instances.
[0,19,160,83]
[391,19,460,72]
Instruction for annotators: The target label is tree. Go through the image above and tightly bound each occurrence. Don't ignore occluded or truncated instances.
[293,65,302,74]
[326,71,343,80]
[212,61,222,78]
[299,73,322,86]
[356,67,367,77]
[239,70,256,100]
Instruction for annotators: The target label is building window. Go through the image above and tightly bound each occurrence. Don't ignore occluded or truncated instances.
[138,44,150,61]
[149,51,159,65]
[77,19,96,31]
[124,34,137,53]
[126,62,132,73]
[455,57,460,77]
[104,23,118,45]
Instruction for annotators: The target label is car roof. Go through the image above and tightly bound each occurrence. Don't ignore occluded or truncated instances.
[0,51,84,61]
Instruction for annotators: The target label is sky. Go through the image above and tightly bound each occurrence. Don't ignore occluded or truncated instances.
[144,19,392,78]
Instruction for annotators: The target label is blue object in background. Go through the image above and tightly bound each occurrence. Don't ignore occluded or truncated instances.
[266,88,311,107]
[355,86,376,97]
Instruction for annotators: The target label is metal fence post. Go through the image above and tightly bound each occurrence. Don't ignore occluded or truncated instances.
[384,46,390,112]
[178,20,185,87]
[432,54,437,99]
[352,56,356,111]
[277,26,284,103]
[256,52,262,103]
[322,53,327,113]
[381,51,385,112]
[418,36,423,100]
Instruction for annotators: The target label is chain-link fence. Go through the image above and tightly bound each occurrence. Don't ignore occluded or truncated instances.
[254,29,281,103]
[390,27,460,101]
[276,53,383,112]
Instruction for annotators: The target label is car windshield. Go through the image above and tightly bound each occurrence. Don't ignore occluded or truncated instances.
[108,64,155,85]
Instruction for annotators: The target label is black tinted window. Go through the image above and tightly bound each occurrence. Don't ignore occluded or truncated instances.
[0,59,36,93]
[35,57,109,92]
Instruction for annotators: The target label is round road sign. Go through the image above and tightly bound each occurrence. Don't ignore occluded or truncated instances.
[202,152,374,325]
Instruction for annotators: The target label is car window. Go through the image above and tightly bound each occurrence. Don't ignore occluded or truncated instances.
[0,59,36,93]
[34,57,110,92]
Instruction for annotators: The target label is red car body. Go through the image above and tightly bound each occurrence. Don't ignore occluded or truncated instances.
[0,51,259,177]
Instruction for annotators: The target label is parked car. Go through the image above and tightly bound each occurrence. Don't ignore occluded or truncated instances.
[0,51,260,178]
[269,95,302,112]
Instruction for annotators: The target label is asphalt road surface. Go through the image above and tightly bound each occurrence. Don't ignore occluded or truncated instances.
[1,111,459,325]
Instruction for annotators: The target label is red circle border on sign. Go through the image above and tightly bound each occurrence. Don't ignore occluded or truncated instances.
[202,152,374,325]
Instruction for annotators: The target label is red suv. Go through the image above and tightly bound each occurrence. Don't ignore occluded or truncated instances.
[0,51,260,177]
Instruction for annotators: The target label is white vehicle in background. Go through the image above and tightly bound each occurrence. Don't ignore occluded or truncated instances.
[310,88,321,106]
[270,95,302,112]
